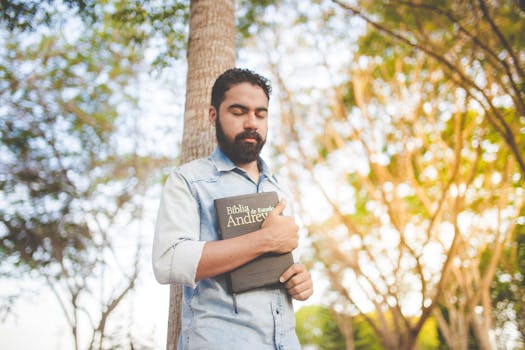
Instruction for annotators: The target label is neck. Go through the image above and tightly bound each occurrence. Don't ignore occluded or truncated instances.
[237,160,260,183]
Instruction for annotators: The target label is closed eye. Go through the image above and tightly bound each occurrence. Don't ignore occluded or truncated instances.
[231,108,246,116]
[229,105,248,116]
[255,109,268,118]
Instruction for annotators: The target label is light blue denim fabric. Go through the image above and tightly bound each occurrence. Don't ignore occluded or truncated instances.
[175,148,301,350]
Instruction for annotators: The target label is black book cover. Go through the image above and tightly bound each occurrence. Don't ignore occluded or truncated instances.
[214,191,294,293]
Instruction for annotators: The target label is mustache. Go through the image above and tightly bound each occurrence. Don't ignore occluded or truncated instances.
[234,130,263,143]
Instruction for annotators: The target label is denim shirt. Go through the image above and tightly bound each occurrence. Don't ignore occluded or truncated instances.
[153,148,301,350]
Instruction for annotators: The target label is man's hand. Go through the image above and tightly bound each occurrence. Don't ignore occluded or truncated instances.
[261,199,299,254]
[280,264,313,301]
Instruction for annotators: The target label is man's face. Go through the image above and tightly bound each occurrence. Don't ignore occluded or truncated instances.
[211,82,269,165]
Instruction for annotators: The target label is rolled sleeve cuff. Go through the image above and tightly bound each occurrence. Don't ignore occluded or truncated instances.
[153,239,206,288]
[152,170,204,288]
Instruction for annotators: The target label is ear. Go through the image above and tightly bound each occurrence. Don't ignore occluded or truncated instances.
[209,106,217,127]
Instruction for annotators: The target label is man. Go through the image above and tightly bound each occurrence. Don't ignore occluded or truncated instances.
[153,68,313,349]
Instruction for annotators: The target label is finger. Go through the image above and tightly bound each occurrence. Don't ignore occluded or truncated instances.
[283,270,310,291]
[270,199,286,216]
[285,276,309,293]
[287,280,313,301]
[279,263,302,283]
[290,288,313,300]
[283,266,312,292]
[290,287,313,301]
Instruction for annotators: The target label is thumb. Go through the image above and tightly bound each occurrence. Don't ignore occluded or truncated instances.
[270,199,286,216]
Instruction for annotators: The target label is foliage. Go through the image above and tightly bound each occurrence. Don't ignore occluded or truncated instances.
[248,0,524,348]
[329,2,525,347]
[0,0,189,70]
[352,314,384,350]
[1,0,287,69]
[0,0,96,31]
[333,0,525,178]
[295,305,440,349]
[0,4,140,277]
[237,0,278,38]
[491,210,525,346]
[0,1,172,348]
[296,305,346,349]
[417,317,440,350]
[110,0,189,69]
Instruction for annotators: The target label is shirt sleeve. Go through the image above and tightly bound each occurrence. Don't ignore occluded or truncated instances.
[152,170,205,287]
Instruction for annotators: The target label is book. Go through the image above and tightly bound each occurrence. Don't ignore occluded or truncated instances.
[214,191,294,294]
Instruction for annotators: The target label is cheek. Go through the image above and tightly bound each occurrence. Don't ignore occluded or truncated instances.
[221,119,245,138]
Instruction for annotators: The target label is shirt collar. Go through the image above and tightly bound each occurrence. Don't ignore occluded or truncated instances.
[210,146,273,178]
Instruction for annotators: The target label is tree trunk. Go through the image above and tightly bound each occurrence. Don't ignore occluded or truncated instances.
[333,312,355,350]
[179,0,236,163]
[166,1,236,349]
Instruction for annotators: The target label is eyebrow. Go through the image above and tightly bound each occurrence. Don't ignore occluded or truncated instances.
[228,103,268,112]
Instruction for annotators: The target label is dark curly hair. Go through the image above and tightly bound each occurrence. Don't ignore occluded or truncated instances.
[211,68,272,112]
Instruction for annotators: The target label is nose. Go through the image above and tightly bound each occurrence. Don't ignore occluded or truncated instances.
[243,112,258,130]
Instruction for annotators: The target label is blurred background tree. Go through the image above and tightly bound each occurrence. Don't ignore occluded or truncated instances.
[296,305,348,350]
[296,304,439,349]
[247,0,524,348]
[0,0,186,348]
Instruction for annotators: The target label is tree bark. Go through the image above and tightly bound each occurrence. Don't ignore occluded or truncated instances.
[166,1,236,349]
[179,0,236,163]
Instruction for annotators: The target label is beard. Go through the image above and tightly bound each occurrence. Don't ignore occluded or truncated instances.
[216,117,266,165]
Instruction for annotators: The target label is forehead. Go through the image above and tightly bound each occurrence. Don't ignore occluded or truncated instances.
[222,82,268,107]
